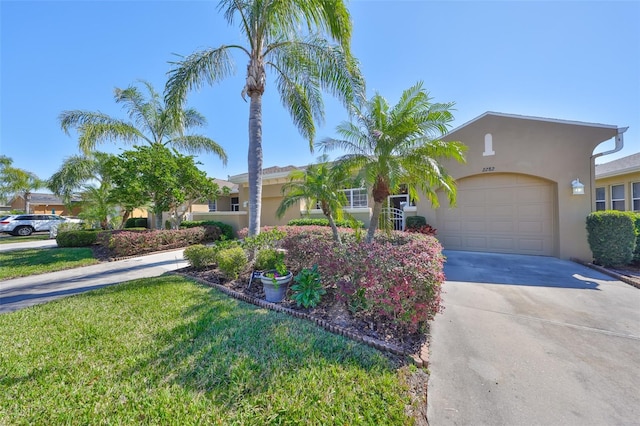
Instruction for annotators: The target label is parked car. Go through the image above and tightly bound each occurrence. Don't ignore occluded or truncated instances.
[0,214,82,236]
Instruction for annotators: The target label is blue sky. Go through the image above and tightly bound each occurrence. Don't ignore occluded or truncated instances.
[1,0,639,185]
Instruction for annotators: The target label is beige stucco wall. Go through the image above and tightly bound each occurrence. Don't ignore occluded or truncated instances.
[192,212,248,236]
[417,114,618,260]
[594,172,640,211]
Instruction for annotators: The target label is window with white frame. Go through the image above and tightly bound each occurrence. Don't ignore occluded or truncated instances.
[208,200,217,212]
[632,183,640,211]
[231,197,239,212]
[595,187,605,211]
[611,184,625,211]
[343,188,368,208]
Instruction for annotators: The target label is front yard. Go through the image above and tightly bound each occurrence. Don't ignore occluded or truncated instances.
[0,247,98,280]
[0,275,421,424]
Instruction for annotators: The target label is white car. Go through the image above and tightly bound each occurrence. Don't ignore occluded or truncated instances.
[0,214,81,236]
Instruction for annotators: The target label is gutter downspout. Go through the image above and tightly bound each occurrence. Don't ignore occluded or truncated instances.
[590,127,628,208]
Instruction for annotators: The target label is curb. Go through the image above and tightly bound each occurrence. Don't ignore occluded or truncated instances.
[171,272,430,368]
[571,258,640,290]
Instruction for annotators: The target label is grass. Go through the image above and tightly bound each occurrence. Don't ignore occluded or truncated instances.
[0,276,414,425]
[0,233,51,244]
[0,247,99,280]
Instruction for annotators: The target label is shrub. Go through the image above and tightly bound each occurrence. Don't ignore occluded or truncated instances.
[56,230,100,247]
[184,244,217,269]
[287,218,364,229]
[633,214,640,263]
[124,217,148,229]
[405,215,427,230]
[254,248,280,270]
[104,228,210,257]
[291,265,326,308]
[277,225,444,333]
[407,224,437,236]
[242,228,287,252]
[586,211,637,266]
[180,220,234,240]
[217,246,248,280]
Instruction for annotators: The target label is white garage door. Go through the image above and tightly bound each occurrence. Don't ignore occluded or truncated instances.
[436,174,556,256]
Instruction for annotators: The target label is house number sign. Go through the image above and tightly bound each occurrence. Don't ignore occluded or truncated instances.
[482,167,495,172]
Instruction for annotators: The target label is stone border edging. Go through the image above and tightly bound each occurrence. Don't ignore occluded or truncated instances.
[170,271,430,367]
[571,258,640,289]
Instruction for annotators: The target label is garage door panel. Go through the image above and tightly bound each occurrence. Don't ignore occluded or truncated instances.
[436,174,555,256]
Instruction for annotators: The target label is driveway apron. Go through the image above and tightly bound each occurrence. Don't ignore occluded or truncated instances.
[427,251,640,425]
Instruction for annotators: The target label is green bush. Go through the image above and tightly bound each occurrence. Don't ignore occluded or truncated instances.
[586,211,637,266]
[254,248,280,270]
[216,246,248,280]
[124,217,148,229]
[287,218,363,229]
[183,244,217,269]
[180,220,234,241]
[56,230,100,247]
[291,265,326,308]
[405,216,427,230]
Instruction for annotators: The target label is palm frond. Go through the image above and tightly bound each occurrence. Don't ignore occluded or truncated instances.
[167,135,228,165]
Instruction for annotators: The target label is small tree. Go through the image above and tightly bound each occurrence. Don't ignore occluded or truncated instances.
[107,145,219,229]
[0,159,45,212]
[276,156,355,244]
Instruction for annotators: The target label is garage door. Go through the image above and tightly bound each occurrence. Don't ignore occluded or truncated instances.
[436,174,556,256]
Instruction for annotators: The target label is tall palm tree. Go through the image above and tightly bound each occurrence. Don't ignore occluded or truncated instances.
[319,81,467,243]
[276,156,354,244]
[165,0,362,237]
[59,80,228,162]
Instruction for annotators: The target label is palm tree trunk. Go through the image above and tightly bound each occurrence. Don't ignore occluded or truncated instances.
[247,93,263,236]
[366,201,383,243]
[120,210,131,229]
[326,214,342,244]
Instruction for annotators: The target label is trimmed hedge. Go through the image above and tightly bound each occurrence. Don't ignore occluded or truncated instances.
[180,220,234,240]
[586,210,637,266]
[56,230,102,247]
[405,215,427,230]
[124,217,148,229]
[287,218,364,229]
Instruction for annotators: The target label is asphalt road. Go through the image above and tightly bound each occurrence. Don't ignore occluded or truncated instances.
[427,251,640,425]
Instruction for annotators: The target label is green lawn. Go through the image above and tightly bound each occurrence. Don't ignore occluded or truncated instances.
[0,276,415,425]
[0,247,99,280]
[0,233,51,244]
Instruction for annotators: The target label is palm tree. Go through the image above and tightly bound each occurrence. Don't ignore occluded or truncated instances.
[276,156,354,244]
[59,80,228,162]
[48,152,133,227]
[0,164,45,212]
[165,0,362,237]
[319,82,467,243]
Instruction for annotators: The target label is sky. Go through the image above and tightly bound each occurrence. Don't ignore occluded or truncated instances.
[1,0,639,187]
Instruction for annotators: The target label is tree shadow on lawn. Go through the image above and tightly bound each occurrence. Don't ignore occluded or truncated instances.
[117,279,404,417]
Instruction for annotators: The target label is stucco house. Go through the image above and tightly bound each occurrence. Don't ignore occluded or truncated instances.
[594,152,640,212]
[8,193,82,216]
[194,112,627,260]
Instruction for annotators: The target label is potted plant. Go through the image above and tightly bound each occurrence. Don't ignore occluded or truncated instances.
[256,249,292,302]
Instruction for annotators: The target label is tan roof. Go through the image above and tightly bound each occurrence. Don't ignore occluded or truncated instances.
[212,178,238,193]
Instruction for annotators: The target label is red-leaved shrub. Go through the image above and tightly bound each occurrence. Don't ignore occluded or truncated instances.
[103,227,218,257]
[241,225,445,333]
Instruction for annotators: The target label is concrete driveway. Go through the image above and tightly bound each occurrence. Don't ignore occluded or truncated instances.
[427,251,640,425]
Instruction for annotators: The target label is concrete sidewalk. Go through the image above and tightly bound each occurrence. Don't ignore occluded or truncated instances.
[1,249,188,313]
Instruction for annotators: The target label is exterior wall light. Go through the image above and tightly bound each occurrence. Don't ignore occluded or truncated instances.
[571,178,585,195]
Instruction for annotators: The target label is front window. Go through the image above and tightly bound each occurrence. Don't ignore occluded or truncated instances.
[595,187,605,211]
[632,183,640,211]
[342,188,368,208]
[208,200,217,212]
[611,184,625,211]
[231,197,239,212]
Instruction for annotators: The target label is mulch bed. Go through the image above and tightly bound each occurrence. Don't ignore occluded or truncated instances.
[182,266,429,360]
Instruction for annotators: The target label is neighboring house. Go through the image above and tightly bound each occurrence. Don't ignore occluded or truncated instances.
[594,153,640,212]
[194,112,627,260]
[9,193,82,216]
